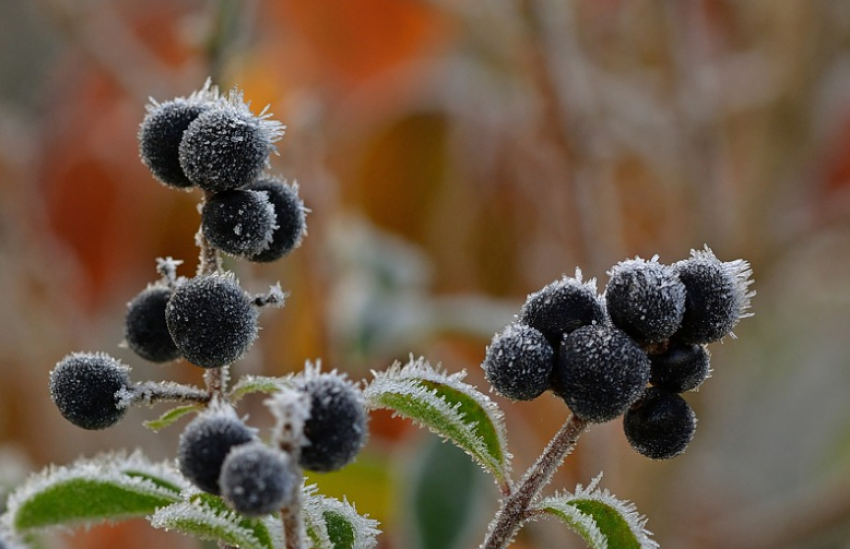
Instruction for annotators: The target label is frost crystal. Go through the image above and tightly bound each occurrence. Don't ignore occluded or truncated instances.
[49,352,132,430]
[483,323,555,401]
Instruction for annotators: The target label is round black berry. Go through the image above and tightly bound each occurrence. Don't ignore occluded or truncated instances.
[165,273,258,369]
[672,247,754,344]
[482,323,554,401]
[220,442,296,517]
[138,83,218,189]
[624,388,696,460]
[518,272,605,347]
[178,407,256,495]
[125,285,181,363]
[178,91,284,192]
[553,324,650,423]
[201,189,277,257]
[298,372,367,472]
[243,178,307,263]
[649,342,710,393]
[49,353,131,430]
[605,257,686,344]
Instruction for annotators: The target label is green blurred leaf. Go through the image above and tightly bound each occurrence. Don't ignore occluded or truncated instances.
[229,375,293,403]
[303,486,380,549]
[143,404,202,431]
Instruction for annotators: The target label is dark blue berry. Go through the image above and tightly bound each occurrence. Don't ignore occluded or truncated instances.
[649,342,710,393]
[624,388,696,460]
[482,324,554,401]
[220,442,296,517]
[243,178,307,263]
[201,190,277,258]
[553,324,650,423]
[125,285,181,363]
[165,274,258,368]
[298,372,367,472]
[672,247,754,344]
[49,353,131,430]
[178,407,256,495]
[605,257,686,344]
[518,272,605,347]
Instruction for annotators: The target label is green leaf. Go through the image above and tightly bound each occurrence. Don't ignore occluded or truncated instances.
[229,375,293,403]
[143,404,203,431]
[149,491,279,549]
[303,486,380,549]
[4,451,185,532]
[363,357,510,484]
[533,475,659,549]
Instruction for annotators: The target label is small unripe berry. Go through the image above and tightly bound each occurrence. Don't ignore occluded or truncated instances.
[125,285,181,363]
[482,324,554,401]
[605,257,686,344]
[243,178,307,263]
[298,371,367,472]
[518,271,605,346]
[178,407,256,495]
[649,342,710,393]
[178,90,284,192]
[165,273,258,368]
[554,325,650,423]
[49,353,131,430]
[624,388,696,460]
[672,246,755,344]
[220,442,297,517]
[201,190,277,257]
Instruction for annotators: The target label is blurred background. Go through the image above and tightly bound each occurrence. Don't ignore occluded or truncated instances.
[1,0,849,548]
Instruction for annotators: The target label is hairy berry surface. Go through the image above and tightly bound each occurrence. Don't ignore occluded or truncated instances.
[483,323,554,401]
[649,342,710,393]
[178,409,256,495]
[165,274,258,368]
[125,285,181,363]
[139,98,211,189]
[554,324,650,423]
[624,388,696,460]
[220,442,296,517]
[243,178,306,262]
[49,353,131,430]
[201,189,277,257]
[518,273,605,346]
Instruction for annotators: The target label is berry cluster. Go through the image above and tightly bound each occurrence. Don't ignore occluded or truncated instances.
[483,249,753,460]
[47,82,367,518]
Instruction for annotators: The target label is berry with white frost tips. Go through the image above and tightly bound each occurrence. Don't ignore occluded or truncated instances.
[672,246,755,344]
[178,405,257,495]
[201,189,277,258]
[220,442,297,517]
[296,367,368,472]
[553,324,650,423]
[165,273,259,368]
[624,387,697,460]
[243,177,307,263]
[125,285,181,363]
[518,270,605,346]
[178,89,285,192]
[605,256,686,344]
[649,342,711,393]
[483,323,554,401]
[49,352,132,430]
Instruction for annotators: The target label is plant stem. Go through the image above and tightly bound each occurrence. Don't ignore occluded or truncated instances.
[281,471,305,549]
[481,414,588,549]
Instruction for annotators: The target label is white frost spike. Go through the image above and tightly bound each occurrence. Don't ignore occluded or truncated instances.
[302,485,381,549]
[691,245,756,323]
[253,282,289,309]
[266,384,312,451]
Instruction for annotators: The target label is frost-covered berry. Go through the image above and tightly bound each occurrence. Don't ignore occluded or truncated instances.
[138,82,218,189]
[482,323,554,401]
[243,178,307,263]
[672,246,754,344]
[518,271,605,346]
[125,285,181,363]
[49,353,131,430]
[178,90,284,192]
[297,370,367,472]
[178,407,256,495]
[553,325,650,423]
[649,342,710,393]
[605,257,686,344]
[220,442,296,517]
[201,189,277,257]
[624,388,696,460]
[165,273,258,368]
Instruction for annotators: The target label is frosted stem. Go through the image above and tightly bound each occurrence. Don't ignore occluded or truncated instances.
[128,381,210,407]
[480,414,588,549]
